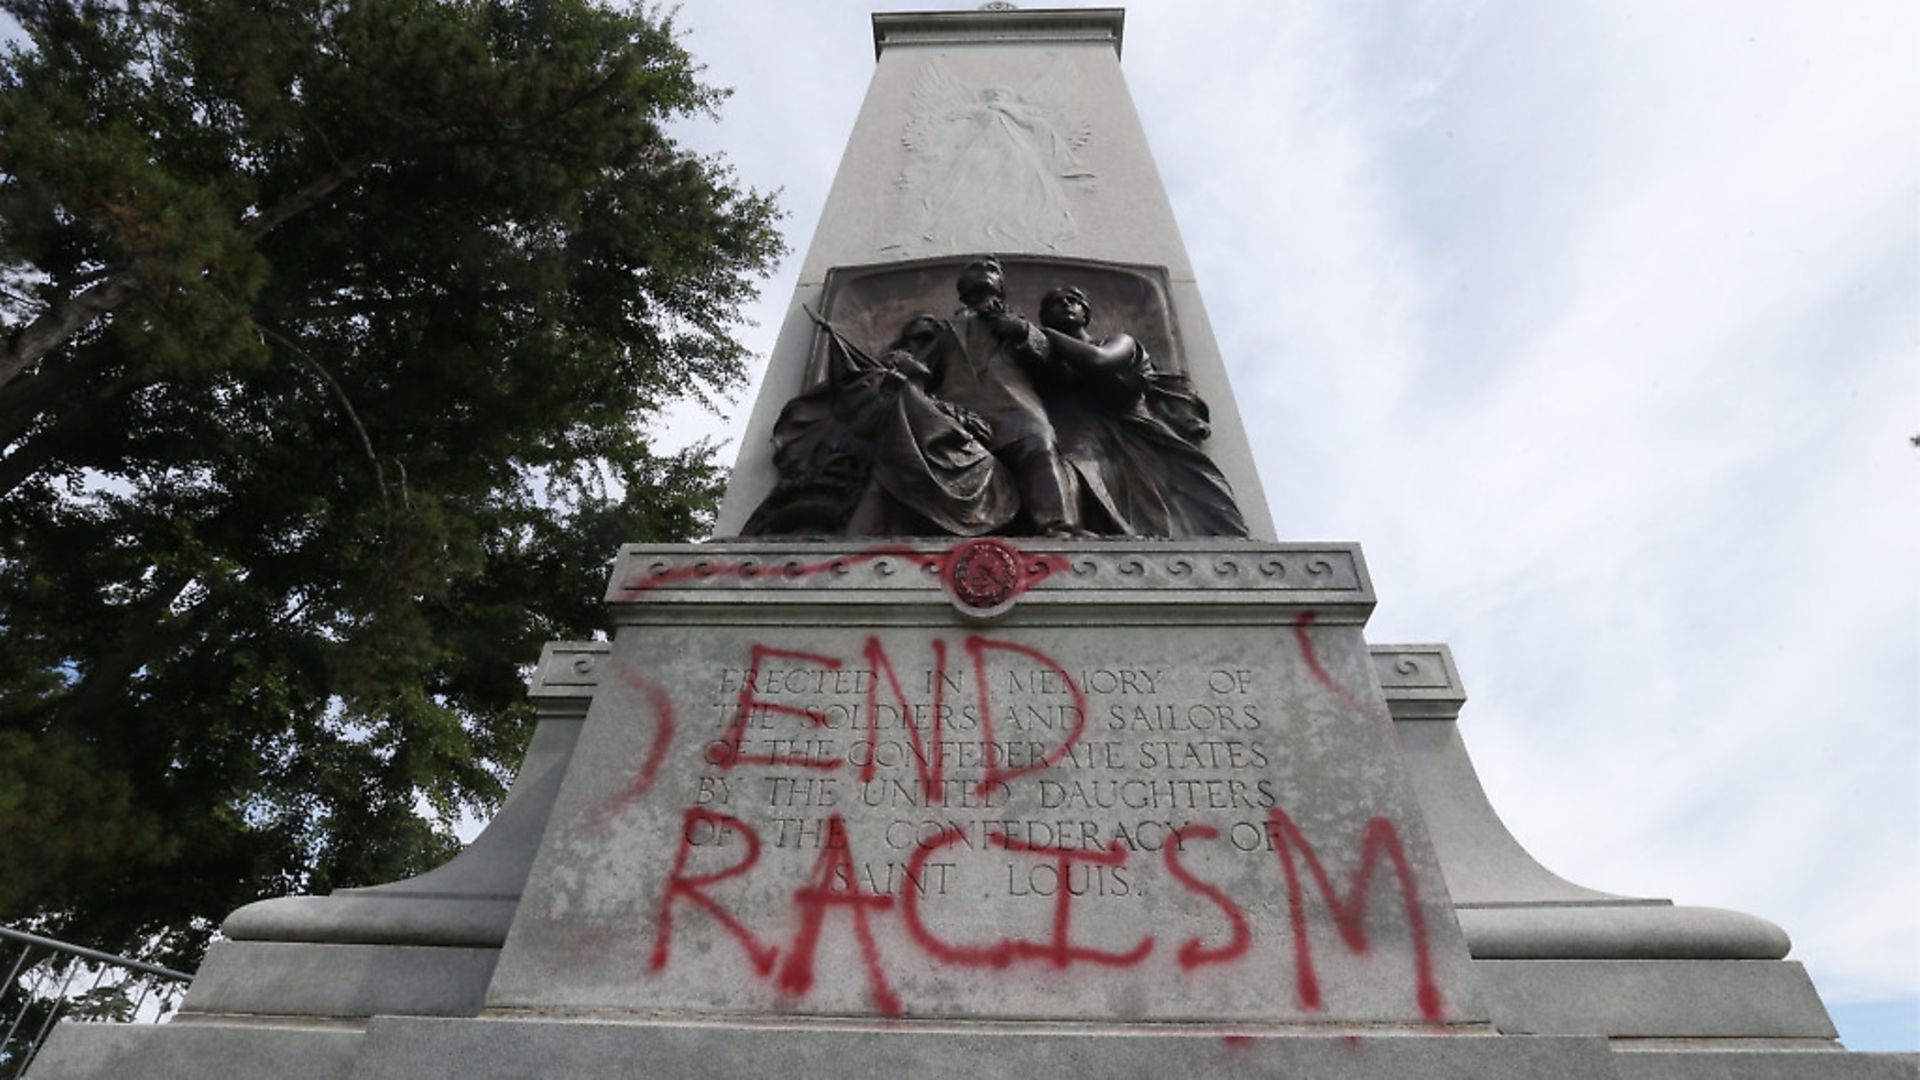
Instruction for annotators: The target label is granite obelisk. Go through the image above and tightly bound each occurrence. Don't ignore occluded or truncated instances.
[715,8,1273,541]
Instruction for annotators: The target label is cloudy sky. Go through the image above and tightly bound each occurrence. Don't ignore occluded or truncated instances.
[660,0,1919,1050]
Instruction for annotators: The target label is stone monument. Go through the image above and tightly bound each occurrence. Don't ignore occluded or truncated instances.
[29,8,1915,1079]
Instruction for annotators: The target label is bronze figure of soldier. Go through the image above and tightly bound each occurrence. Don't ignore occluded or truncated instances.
[910,256,1082,537]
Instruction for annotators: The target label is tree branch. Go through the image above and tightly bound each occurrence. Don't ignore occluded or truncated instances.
[243,154,378,240]
[0,345,136,451]
[254,322,392,535]
[288,287,520,321]
[0,154,380,398]
[0,425,71,497]
[46,572,199,740]
[0,272,138,393]
[0,282,48,311]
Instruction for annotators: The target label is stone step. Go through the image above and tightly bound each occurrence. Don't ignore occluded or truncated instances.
[1610,1047,1920,1079]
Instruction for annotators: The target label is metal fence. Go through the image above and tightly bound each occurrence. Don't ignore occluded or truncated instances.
[0,927,191,1079]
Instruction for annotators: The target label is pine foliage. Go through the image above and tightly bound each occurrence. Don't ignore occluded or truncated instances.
[0,0,782,969]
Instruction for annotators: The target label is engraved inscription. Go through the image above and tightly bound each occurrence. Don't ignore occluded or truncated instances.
[694,637,1286,900]
[551,615,1453,1026]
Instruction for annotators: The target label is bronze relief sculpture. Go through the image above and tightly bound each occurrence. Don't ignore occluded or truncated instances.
[1037,285,1249,539]
[743,257,1248,540]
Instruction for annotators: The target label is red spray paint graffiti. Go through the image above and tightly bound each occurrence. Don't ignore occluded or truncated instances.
[616,541,1071,605]
[618,607,1445,1023]
[589,669,677,823]
[1290,610,1389,722]
[705,632,1087,803]
[1163,824,1252,971]
[967,635,1088,795]
[901,826,1013,969]
[646,806,1445,1022]
[858,635,947,801]
[712,644,845,770]
[650,808,778,976]
[896,827,1154,970]
[1265,807,1444,1023]
[990,832,1155,969]
[777,814,903,1016]
[618,545,927,593]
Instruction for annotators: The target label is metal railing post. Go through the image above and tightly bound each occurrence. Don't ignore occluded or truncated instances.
[0,928,193,1079]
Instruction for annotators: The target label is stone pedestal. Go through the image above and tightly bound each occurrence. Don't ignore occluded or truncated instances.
[491,542,1476,1026]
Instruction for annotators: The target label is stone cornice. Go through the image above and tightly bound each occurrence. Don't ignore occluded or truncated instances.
[1370,643,1466,720]
[604,540,1372,626]
[872,8,1125,60]
[527,641,609,703]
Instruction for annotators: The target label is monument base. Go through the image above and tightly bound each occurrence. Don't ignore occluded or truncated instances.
[26,543,1915,1078]
[33,1014,1918,1080]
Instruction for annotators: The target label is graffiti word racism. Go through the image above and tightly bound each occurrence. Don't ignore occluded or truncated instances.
[648,804,1444,1023]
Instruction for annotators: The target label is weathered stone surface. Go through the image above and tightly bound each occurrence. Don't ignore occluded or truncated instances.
[219,895,518,949]
[26,1020,361,1080]
[1458,906,1790,960]
[805,13,1177,286]
[344,1016,1621,1080]
[1609,1048,1920,1079]
[489,540,1482,1026]
[180,941,497,1020]
[1476,959,1836,1038]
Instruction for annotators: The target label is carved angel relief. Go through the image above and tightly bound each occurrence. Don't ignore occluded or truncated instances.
[885,54,1096,254]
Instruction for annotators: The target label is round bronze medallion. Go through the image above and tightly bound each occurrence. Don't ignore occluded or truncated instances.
[944,537,1024,611]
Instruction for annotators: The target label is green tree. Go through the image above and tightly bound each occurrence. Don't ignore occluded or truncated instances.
[0,0,781,971]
